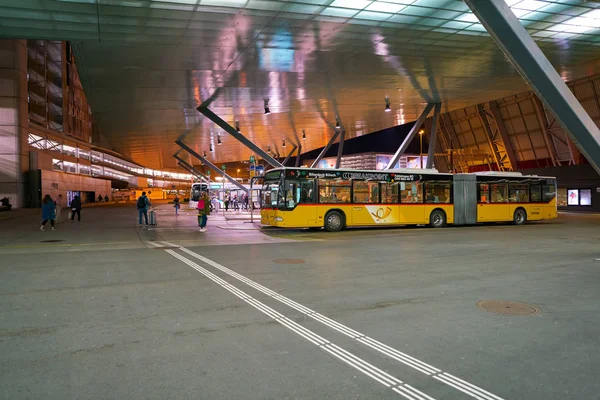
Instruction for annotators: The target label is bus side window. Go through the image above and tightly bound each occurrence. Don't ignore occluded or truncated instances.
[542,183,556,202]
[400,181,423,203]
[478,183,490,203]
[491,183,508,203]
[300,180,314,203]
[530,184,541,202]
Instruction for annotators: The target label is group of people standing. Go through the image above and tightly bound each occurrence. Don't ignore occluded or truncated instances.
[40,194,82,231]
[223,193,249,212]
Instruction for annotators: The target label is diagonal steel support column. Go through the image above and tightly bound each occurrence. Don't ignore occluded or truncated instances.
[385,103,435,170]
[488,100,518,169]
[464,0,600,175]
[174,151,210,182]
[295,144,302,167]
[311,129,341,168]
[426,103,441,169]
[335,130,345,169]
[175,134,248,193]
[196,106,283,168]
[282,144,298,166]
[177,162,204,180]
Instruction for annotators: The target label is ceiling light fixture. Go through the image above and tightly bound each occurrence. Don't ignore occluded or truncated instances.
[335,118,341,129]
[264,98,271,115]
[267,145,271,153]
[203,151,207,157]
[210,144,214,152]
[236,121,240,133]
[282,139,286,148]
[385,97,391,112]
[217,133,222,145]
[302,129,306,140]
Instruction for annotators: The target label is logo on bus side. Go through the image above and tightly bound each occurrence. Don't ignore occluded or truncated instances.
[366,206,393,223]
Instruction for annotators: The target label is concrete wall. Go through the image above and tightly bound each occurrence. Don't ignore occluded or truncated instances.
[41,170,111,204]
[0,39,28,208]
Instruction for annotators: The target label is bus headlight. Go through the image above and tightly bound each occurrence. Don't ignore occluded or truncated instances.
[274,217,283,222]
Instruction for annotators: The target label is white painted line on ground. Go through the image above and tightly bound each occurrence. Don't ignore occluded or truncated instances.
[160,241,505,400]
[162,248,435,399]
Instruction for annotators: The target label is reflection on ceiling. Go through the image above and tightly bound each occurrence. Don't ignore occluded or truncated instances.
[1,0,600,169]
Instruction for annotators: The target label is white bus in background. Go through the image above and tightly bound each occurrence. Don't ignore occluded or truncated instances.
[189,182,208,208]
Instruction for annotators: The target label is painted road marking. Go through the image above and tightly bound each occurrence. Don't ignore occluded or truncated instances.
[162,247,435,400]
[158,241,505,400]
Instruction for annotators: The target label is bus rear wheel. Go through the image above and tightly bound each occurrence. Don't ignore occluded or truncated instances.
[513,208,527,225]
[429,209,446,228]
[324,211,344,232]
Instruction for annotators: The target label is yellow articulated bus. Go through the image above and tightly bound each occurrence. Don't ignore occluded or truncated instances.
[260,167,557,232]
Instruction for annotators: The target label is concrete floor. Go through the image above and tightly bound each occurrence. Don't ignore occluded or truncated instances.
[0,204,599,399]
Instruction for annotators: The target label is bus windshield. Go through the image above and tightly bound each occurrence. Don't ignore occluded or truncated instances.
[262,182,280,208]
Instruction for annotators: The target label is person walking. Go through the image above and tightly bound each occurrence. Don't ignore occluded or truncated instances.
[104,195,109,202]
[98,194,103,202]
[137,191,151,227]
[40,194,56,231]
[173,194,180,216]
[70,195,82,221]
[224,194,230,212]
[197,191,210,232]
[55,194,64,222]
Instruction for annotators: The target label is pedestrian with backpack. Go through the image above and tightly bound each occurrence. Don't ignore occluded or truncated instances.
[197,192,210,232]
[137,191,151,227]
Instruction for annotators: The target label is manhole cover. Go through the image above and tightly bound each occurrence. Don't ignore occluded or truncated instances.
[273,258,305,264]
[40,240,65,243]
[477,300,540,316]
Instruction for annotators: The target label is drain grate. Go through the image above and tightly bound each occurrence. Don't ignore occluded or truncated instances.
[477,300,540,316]
[273,258,305,264]
[40,239,65,243]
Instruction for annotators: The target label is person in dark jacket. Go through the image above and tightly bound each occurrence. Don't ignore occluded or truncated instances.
[197,192,211,232]
[40,194,56,231]
[137,192,151,227]
[70,195,82,221]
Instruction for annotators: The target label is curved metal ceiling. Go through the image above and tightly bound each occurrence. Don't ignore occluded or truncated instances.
[2,0,600,169]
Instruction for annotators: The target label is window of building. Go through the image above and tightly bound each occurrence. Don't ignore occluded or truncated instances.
[530,183,542,202]
[566,188,592,206]
[381,182,399,204]
[353,181,379,203]
[490,183,508,203]
[319,179,351,203]
[580,189,592,205]
[425,181,451,203]
[478,183,490,203]
[400,181,423,203]
[509,182,529,203]
[557,188,567,206]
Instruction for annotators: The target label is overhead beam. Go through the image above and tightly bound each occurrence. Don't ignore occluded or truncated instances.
[173,152,210,182]
[177,162,204,180]
[282,144,298,166]
[295,144,302,167]
[196,106,283,168]
[310,129,342,168]
[385,103,435,170]
[488,100,518,169]
[464,0,600,175]
[175,134,248,194]
[426,103,441,169]
[335,130,345,169]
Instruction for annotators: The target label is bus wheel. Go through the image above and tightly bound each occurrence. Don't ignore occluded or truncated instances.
[429,209,446,228]
[513,208,527,225]
[324,211,344,232]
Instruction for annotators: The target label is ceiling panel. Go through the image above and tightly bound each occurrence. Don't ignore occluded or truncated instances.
[1,0,600,169]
